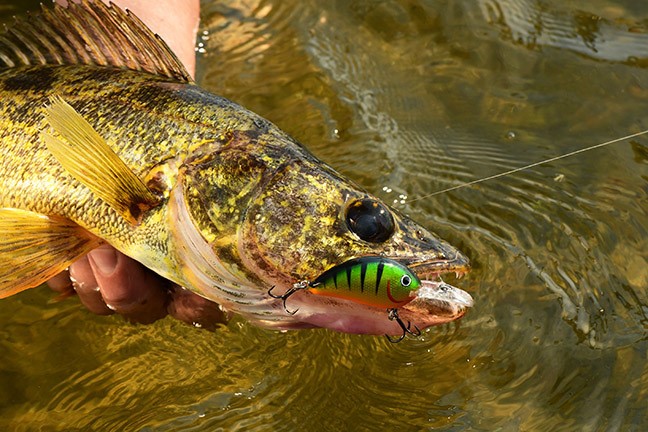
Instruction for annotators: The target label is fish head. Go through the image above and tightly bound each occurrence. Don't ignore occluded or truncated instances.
[233,147,473,336]
[238,160,469,286]
[172,124,472,336]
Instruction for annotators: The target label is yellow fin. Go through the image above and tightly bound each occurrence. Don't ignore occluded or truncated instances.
[0,208,102,298]
[41,96,159,225]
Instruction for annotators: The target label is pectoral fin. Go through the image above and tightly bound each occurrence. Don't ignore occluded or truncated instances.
[0,208,103,298]
[41,96,159,225]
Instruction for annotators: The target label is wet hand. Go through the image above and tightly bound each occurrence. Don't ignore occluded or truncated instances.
[48,245,228,331]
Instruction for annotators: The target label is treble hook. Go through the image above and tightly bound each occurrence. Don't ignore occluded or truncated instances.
[385,308,421,343]
[268,281,310,315]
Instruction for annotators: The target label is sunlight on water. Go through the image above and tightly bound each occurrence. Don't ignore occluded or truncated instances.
[1,0,648,430]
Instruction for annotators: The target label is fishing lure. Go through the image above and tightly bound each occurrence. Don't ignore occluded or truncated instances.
[269,256,423,342]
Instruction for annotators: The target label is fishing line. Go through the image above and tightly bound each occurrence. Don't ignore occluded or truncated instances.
[407,129,648,202]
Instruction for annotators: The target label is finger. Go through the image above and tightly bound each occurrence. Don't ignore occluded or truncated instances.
[167,286,229,331]
[69,255,114,315]
[46,269,76,299]
[87,246,169,324]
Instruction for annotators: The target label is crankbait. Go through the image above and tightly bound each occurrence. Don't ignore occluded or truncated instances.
[269,256,423,342]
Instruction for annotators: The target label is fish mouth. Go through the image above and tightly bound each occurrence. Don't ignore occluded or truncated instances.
[395,254,473,328]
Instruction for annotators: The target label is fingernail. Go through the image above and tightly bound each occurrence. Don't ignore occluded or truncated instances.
[89,248,119,277]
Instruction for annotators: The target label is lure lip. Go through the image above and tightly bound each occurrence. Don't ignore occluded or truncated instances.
[399,278,473,319]
[390,254,473,323]
[408,279,473,308]
[396,280,473,330]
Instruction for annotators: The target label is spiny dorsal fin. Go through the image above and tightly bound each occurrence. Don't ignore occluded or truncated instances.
[0,0,192,83]
[0,208,103,298]
[41,96,160,225]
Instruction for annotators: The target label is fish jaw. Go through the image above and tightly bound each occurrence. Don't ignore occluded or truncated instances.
[399,280,473,327]
[384,253,472,334]
[387,208,471,277]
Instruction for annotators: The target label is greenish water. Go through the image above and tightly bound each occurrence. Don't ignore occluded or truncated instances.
[1,0,648,430]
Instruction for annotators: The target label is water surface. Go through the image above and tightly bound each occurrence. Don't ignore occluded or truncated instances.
[1,0,647,430]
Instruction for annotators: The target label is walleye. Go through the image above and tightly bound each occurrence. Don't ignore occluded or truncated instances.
[0,0,473,337]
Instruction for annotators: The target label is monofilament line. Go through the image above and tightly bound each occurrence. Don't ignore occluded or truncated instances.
[410,129,648,201]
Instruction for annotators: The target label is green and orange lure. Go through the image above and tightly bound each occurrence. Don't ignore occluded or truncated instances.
[310,256,421,307]
[269,256,423,342]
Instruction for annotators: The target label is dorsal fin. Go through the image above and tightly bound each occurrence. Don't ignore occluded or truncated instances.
[0,0,192,83]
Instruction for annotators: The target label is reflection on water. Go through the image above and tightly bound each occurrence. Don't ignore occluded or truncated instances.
[1,0,647,430]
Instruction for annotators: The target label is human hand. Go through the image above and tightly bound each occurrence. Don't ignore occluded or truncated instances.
[47,0,228,330]
[48,246,228,330]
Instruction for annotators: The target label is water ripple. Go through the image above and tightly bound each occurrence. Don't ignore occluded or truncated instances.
[480,0,648,63]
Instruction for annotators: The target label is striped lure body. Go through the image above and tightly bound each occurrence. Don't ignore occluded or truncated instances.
[309,257,421,308]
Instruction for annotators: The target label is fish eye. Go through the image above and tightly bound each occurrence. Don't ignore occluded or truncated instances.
[400,275,412,287]
[345,198,395,243]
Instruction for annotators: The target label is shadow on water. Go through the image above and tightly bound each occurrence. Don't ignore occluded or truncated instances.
[1,0,647,430]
